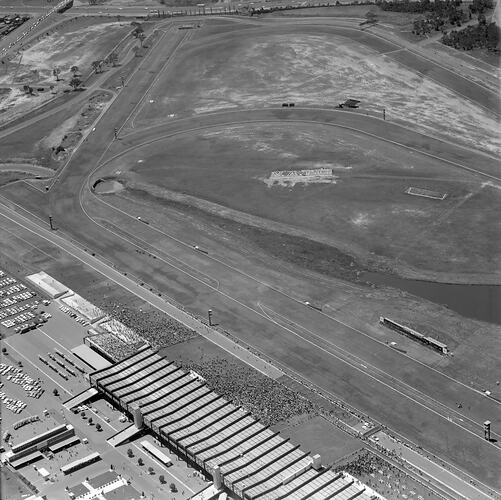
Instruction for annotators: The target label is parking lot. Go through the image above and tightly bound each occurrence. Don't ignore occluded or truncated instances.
[0,268,49,336]
[1,280,208,499]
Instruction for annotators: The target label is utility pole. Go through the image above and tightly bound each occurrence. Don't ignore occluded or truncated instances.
[49,216,54,230]
[120,74,125,88]
[383,108,386,121]
[114,127,118,139]
[207,309,213,326]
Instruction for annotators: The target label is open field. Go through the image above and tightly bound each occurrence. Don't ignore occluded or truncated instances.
[103,120,501,280]
[132,25,500,155]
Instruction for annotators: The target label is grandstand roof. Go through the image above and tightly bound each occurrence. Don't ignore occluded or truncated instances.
[90,348,382,500]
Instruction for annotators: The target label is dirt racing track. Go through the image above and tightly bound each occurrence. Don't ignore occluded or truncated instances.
[2,15,501,497]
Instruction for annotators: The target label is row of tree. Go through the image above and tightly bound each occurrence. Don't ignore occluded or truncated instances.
[441,20,499,50]
[377,0,463,14]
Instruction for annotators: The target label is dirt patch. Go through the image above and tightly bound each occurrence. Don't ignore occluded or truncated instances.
[1,19,128,86]
[135,29,500,155]
[0,17,129,121]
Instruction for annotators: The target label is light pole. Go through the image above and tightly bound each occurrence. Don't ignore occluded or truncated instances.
[207,309,212,326]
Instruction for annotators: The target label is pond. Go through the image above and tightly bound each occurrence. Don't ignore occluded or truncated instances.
[362,272,501,325]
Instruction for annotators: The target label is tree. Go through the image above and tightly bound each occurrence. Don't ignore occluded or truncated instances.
[127,448,134,458]
[1,347,7,354]
[91,60,102,74]
[70,65,79,75]
[133,26,144,39]
[95,423,102,431]
[53,67,61,81]
[108,52,119,67]
[69,76,82,90]
[148,466,154,475]
[53,388,59,396]
[169,483,177,492]
[81,411,86,418]
[88,417,93,425]
[137,458,144,466]
[159,475,165,484]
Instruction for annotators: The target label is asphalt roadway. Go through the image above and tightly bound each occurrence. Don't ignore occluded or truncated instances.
[1,14,501,497]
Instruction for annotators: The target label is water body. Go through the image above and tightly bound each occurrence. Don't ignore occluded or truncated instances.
[362,272,501,325]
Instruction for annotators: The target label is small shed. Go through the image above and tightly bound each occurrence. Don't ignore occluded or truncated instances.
[340,99,361,108]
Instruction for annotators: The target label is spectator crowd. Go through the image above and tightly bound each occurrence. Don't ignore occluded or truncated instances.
[178,357,316,427]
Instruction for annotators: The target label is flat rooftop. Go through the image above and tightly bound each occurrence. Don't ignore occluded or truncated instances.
[71,344,112,371]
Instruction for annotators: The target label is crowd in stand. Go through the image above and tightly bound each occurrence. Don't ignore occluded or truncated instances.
[178,357,316,427]
[334,449,390,477]
[87,332,140,362]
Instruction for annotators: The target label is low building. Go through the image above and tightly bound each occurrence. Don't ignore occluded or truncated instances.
[26,271,67,299]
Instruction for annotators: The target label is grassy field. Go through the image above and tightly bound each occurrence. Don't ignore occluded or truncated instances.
[277,415,362,465]
[106,121,500,280]
[132,25,500,155]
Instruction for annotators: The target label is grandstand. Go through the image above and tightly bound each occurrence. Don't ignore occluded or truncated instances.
[90,347,383,500]
[380,317,449,354]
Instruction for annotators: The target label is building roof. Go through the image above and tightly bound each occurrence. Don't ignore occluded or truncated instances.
[71,344,112,371]
[26,271,67,298]
[91,348,381,500]
[9,451,43,468]
[61,293,105,323]
[48,435,80,453]
[67,483,90,498]
[38,467,50,478]
[103,484,141,500]
[88,470,119,489]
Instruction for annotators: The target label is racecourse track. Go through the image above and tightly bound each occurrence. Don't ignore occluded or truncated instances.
[1,15,500,496]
